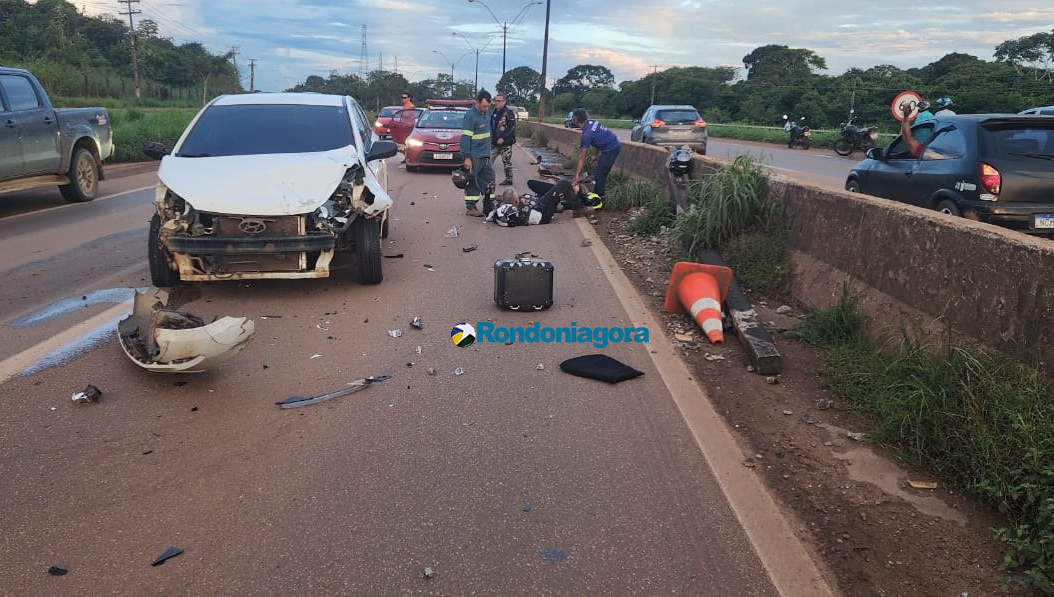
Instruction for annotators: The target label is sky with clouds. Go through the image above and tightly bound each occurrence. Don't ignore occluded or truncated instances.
[77,0,1054,93]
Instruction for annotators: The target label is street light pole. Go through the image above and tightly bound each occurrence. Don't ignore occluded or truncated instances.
[537,0,550,122]
[467,0,541,78]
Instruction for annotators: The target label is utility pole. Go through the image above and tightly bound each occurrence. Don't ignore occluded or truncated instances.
[537,0,551,122]
[394,56,399,74]
[849,81,857,114]
[248,59,257,92]
[229,46,240,92]
[649,64,662,105]
[117,0,141,99]
[359,24,367,75]
[378,52,382,71]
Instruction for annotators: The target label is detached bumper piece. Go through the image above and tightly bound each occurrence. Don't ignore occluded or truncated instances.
[117,287,255,373]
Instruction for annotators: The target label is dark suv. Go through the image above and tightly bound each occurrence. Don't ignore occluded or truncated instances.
[845,114,1054,235]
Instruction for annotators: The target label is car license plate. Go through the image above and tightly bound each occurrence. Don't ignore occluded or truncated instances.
[1034,214,1054,229]
[434,153,453,160]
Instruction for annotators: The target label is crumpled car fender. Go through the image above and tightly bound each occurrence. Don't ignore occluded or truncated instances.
[359,173,393,217]
[117,288,254,373]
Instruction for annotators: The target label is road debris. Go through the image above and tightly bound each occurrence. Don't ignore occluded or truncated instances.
[580,239,592,247]
[523,503,532,512]
[908,480,939,490]
[674,333,694,343]
[454,367,465,376]
[118,287,255,373]
[847,431,867,442]
[317,324,329,331]
[423,567,436,579]
[704,353,726,361]
[423,264,436,272]
[384,253,404,259]
[445,226,460,238]
[815,398,833,410]
[540,549,567,564]
[276,375,391,409]
[462,244,478,252]
[416,346,422,354]
[150,546,183,566]
[782,409,793,416]
[411,317,424,330]
[311,354,322,359]
[388,329,403,338]
[765,376,780,385]
[428,368,437,376]
[776,305,793,314]
[47,566,68,576]
[536,363,545,370]
[71,384,101,404]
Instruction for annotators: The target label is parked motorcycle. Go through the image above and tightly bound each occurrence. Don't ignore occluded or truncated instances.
[834,109,879,156]
[783,115,811,149]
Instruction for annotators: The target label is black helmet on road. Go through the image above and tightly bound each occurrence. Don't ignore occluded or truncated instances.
[451,167,470,190]
[668,148,693,177]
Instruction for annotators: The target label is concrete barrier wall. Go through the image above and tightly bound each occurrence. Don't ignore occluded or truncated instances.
[520,122,1054,368]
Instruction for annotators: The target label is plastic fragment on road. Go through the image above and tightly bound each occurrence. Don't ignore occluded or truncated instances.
[276,375,391,409]
[908,480,938,490]
[462,244,478,252]
[411,318,423,330]
[445,226,460,238]
[151,546,183,566]
[71,384,101,404]
[423,567,436,579]
[388,329,403,338]
[117,287,255,374]
[454,367,465,376]
[311,354,322,359]
[384,253,404,259]
[47,566,68,576]
[423,264,436,272]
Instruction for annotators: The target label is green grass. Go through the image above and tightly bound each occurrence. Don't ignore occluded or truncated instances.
[792,288,1054,592]
[670,154,775,254]
[604,177,663,211]
[531,127,549,148]
[722,229,791,298]
[52,95,203,109]
[109,108,196,162]
[626,195,677,236]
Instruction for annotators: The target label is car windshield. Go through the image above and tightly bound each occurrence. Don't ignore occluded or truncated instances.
[656,109,700,123]
[378,107,398,117]
[177,104,355,157]
[416,110,465,129]
[982,123,1054,158]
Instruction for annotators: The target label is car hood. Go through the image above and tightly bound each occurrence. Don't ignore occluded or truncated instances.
[411,128,462,143]
[158,148,359,216]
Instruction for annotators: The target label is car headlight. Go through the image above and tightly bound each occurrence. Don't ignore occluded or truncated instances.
[374,120,383,128]
[407,139,424,148]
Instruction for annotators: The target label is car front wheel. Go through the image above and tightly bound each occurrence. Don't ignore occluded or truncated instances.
[936,199,962,217]
[148,213,179,287]
[355,216,382,285]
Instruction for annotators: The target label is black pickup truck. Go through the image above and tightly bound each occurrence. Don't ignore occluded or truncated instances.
[0,67,114,202]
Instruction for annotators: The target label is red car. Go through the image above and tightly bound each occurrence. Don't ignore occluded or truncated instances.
[373,106,402,139]
[389,99,475,171]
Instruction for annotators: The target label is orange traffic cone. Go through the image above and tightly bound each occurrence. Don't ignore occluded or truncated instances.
[663,262,733,344]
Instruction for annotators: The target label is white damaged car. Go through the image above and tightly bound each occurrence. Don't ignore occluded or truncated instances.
[144,92,398,285]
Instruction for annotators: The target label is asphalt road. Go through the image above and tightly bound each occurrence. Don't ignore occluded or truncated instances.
[0,151,835,594]
[611,128,857,190]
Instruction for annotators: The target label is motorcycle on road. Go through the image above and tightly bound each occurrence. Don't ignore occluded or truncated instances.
[834,109,879,156]
[783,115,811,149]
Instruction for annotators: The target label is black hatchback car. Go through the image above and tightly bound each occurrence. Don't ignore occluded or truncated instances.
[845,114,1054,235]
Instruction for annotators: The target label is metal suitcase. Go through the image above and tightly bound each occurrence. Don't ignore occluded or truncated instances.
[494,256,554,310]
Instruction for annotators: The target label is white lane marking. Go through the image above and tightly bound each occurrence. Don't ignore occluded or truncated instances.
[2,185,155,224]
[576,220,835,597]
[0,300,132,385]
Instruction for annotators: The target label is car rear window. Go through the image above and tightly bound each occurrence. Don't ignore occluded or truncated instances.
[178,104,355,157]
[656,109,700,124]
[378,107,398,117]
[981,122,1054,159]
[417,110,465,129]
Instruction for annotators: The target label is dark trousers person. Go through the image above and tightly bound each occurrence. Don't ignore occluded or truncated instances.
[526,179,583,220]
[465,158,496,214]
[593,146,621,198]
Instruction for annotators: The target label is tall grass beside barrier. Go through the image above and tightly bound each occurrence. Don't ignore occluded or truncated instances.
[792,288,1054,593]
[109,109,196,162]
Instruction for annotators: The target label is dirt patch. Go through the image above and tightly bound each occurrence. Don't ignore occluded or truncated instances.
[594,210,1015,596]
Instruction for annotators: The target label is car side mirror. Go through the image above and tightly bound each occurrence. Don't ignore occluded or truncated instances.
[143,142,170,161]
[366,140,398,162]
[866,147,882,160]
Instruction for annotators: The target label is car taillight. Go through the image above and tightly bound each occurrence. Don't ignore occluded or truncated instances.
[694,119,707,127]
[980,163,1001,195]
[651,119,666,128]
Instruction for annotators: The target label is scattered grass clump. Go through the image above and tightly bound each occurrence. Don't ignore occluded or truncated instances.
[722,228,791,298]
[109,108,195,162]
[626,196,676,236]
[669,154,775,253]
[791,287,1054,592]
[531,128,548,148]
[604,177,662,211]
